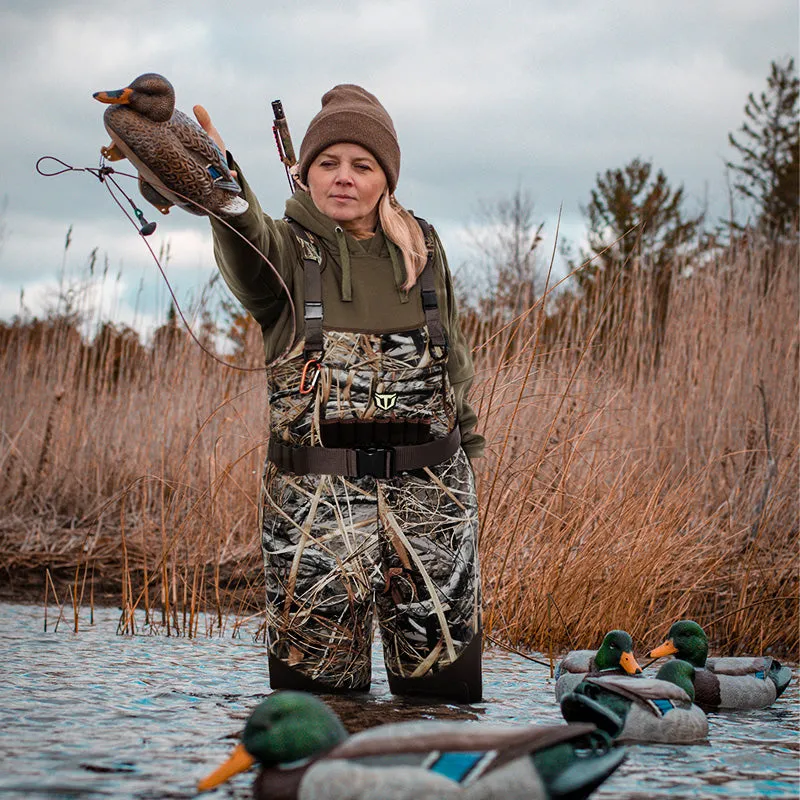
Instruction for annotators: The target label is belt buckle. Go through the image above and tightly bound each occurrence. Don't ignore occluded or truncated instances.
[356,447,394,478]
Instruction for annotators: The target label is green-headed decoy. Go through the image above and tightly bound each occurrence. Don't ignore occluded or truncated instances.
[197,690,626,799]
[648,619,792,711]
[554,630,643,701]
[560,660,708,744]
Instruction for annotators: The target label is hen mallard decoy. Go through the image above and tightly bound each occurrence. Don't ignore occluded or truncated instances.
[93,72,248,217]
[554,630,643,701]
[197,690,626,799]
[648,619,792,711]
[560,660,708,744]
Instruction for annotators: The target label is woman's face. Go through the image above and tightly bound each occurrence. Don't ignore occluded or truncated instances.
[307,143,388,236]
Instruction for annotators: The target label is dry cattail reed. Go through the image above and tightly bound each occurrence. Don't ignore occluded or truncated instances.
[0,238,796,656]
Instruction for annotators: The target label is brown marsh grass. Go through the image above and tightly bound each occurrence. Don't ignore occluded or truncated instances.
[1,238,797,657]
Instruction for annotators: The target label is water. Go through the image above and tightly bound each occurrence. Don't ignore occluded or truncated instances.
[1,602,797,799]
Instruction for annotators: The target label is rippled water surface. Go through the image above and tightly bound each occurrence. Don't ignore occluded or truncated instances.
[1,602,797,798]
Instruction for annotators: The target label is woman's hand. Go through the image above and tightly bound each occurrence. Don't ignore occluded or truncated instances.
[193,105,237,178]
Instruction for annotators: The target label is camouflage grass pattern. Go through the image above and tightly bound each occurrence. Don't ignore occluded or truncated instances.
[268,329,456,445]
[261,329,479,688]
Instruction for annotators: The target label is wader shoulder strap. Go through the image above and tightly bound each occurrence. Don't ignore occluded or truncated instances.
[414,217,447,348]
[286,218,323,359]
[268,425,461,479]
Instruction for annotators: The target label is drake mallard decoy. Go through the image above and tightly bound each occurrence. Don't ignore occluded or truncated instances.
[648,619,792,711]
[554,630,643,701]
[93,72,248,217]
[560,660,708,744]
[197,690,626,799]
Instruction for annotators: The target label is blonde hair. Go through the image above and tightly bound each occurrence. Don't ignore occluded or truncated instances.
[379,192,428,290]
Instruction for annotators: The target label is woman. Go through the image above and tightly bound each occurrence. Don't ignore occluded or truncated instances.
[197,85,484,703]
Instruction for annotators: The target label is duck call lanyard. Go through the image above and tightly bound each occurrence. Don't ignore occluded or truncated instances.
[269,218,461,479]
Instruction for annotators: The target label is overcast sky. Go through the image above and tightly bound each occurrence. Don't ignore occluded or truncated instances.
[1,0,797,338]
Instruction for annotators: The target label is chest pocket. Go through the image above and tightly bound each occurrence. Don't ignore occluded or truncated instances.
[317,328,455,443]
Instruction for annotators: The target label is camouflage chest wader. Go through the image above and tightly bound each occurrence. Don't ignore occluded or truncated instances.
[260,220,482,702]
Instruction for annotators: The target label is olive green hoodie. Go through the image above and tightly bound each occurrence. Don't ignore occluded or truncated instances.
[210,165,484,458]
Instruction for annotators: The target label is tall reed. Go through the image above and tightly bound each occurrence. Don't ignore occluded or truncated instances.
[0,238,796,655]
[472,238,798,655]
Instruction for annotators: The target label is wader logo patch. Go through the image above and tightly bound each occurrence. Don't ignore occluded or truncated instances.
[374,392,397,411]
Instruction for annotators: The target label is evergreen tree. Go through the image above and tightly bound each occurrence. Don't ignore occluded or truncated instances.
[578,158,702,283]
[574,158,703,370]
[727,58,799,237]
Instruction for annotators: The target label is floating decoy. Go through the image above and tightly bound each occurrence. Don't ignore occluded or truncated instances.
[197,690,626,799]
[560,660,708,744]
[93,72,248,217]
[554,630,643,701]
[648,619,792,711]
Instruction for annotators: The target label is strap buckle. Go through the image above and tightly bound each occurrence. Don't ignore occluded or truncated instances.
[421,289,438,309]
[355,447,395,478]
[305,301,323,320]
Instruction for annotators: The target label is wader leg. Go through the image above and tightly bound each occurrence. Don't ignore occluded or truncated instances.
[261,465,378,692]
[377,449,483,703]
[386,627,482,702]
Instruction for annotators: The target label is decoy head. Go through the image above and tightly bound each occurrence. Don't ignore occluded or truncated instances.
[595,630,642,675]
[197,691,348,792]
[93,73,175,122]
[649,620,708,668]
[655,659,697,701]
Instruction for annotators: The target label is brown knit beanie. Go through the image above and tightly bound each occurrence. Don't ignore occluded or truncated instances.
[298,84,400,192]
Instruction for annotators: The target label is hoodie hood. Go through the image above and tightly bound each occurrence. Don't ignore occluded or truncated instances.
[285,190,406,302]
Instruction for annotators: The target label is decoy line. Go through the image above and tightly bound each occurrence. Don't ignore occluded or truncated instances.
[35,155,297,373]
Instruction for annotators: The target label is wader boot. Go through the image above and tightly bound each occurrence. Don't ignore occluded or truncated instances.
[386,628,483,703]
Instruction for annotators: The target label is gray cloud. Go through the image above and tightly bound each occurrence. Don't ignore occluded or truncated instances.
[0,0,797,332]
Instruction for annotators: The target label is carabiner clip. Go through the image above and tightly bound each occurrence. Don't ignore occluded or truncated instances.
[299,359,321,395]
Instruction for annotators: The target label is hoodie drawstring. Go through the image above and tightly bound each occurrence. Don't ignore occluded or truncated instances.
[334,226,353,302]
[386,238,409,303]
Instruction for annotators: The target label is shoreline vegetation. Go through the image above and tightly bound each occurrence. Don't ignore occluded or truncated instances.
[1,237,797,658]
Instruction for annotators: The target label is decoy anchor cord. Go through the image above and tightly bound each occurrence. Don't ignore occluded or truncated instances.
[35,156,296,372]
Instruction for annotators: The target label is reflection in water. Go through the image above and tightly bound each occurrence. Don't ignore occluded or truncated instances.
[1,603,797,799]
